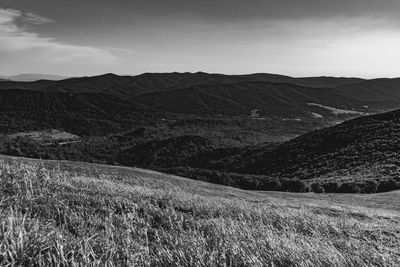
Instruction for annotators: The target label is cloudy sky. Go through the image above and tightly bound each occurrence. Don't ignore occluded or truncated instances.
[1,0,400,77]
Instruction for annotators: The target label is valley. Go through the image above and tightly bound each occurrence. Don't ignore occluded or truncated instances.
[1,72,400,194]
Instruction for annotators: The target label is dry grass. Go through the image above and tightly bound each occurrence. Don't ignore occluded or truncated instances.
[1,156,399,266]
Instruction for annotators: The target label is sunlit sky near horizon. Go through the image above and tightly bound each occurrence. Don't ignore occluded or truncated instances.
[1,0,400,78]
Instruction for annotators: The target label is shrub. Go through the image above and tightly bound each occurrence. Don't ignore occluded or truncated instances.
[259,178,282,191]
[338,182,361,193]
[362,180,378,193]
[301,186,312,193]
[311,182,325,193]
[280,178,306,192]
[322,182,340,193]
[316,187,325,194]
[377,179,400,192]
[311,182,319,192]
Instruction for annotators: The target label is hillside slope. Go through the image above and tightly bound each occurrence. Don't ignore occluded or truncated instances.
[336,78,400,103]
[1,155,399,266]
[225,108,400,192]
[134,81,374,118]
[116,135,216,168]
[0,89,163,135]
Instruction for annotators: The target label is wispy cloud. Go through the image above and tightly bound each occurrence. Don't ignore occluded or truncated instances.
[0,7,118,70]
[24,12,54,25]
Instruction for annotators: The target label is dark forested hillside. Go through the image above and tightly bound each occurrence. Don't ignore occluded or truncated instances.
[0,89,163,135]
[221,109,400,192]
[117,135,216,168]
[134,81,375,117]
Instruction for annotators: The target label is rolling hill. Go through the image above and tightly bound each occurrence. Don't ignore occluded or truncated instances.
[335,78,400,105]
[1,155,399,266]
[134,81,375,118]
[294,76,364,87]
[223,108,400,192]
[0,89,164,135]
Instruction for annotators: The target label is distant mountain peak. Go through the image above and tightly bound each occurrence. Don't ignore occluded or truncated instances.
[99,73,119,77]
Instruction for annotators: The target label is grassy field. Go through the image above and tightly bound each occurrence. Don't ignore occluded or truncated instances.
[1,155,399,266]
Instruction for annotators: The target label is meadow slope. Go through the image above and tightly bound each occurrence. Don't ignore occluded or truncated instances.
[1,155,399,266]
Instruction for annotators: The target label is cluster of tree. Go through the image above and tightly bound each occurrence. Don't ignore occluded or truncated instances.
[161,167,305,191]
[310,179,400,193]
[162,167,400,193]
[0,135,118,164]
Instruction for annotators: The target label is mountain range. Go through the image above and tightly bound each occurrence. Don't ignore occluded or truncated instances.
[0,72,399,120]
[0,72,364,94]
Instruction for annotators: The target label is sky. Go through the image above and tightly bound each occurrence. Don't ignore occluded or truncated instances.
[1,0,400,77]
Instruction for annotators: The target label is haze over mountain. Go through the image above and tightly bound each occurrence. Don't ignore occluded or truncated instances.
[0,74,69,82]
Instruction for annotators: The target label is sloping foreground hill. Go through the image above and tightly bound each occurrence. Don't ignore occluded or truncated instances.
[1,155,399,266]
